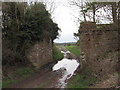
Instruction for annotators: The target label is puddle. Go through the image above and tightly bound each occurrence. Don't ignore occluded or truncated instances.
[61,50,70,58]
[52,50,80,88]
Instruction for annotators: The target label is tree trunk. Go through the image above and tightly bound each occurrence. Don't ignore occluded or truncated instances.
[92,3,95,22]
[118,2,120,23]
[112,2,117,23]
[83,12,86,22]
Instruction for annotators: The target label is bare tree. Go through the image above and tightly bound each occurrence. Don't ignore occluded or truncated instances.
[118,1,120,23]
[69,1,119,24]
[0,1,2,26]
[69,0,87,22]
[111,2,117,23]
[69,0,98,22]
[94,2,119,23]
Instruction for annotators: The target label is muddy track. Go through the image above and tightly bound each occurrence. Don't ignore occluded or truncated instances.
[60,47,79,60]
[8,62,62,88]
[7,47,80,88]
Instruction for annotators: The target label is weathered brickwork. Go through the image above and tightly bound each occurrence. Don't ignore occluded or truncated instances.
[26,39,53,68]
[79,22,118,79]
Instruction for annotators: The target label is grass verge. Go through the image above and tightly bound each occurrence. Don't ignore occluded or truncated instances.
[67,69,97,88]
[3,67,34,88]
[65,45,80,56]
[53,46,64,61]
[2,79,18,88]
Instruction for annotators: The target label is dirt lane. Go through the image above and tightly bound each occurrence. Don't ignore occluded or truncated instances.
[8,47,80,88]
[60,47,79,60]
[9,62,63,88]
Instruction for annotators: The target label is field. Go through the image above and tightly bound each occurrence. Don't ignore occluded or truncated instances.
[65,45,80,56]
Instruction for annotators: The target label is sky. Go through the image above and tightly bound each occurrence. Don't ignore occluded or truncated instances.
[49,0,80,43]
[1,0,114,44]
[30,0,114,43]
[46,0,115,43]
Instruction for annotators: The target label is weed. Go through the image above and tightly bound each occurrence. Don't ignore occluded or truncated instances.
[53,46,64,61]
[15,67,34,76]
[3,67,34,88]
[67,69,97,88]
[2,79,17,88]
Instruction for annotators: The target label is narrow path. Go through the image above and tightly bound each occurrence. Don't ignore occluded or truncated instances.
[60,47,78,60]
[9,63,62,88]
[9,47,80,88]
[53,47,80,88]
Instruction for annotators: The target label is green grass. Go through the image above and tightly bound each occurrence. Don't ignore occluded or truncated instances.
[0,82,2,88]
[67,69,97,88]
[2,78,18,88]
[15,67,34,76]
[65,45,80,56]
[53,46,64,61]
[3,67,34,88]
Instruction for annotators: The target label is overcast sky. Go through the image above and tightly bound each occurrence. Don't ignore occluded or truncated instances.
[30,0,114,43]
[47,0,115,43]
[50,0,80,43]
[2,0,114,43]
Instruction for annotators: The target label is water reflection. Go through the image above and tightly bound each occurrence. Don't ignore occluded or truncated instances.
[52,50,79,88]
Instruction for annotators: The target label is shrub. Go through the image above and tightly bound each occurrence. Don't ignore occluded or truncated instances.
[53,46,64,61]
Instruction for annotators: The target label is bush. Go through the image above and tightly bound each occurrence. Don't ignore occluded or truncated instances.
[53,46,64,61]
[2,2,60,66]
[2,45,23,66]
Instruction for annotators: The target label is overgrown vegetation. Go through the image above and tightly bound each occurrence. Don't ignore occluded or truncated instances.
[67,69,97,88]
[53,46,64,61]
[2,79,18,88]
[2,2,60,88]
[65,46,80,56]
[2,2,60,66]
[3,67,34,88]
[15,67,34,76]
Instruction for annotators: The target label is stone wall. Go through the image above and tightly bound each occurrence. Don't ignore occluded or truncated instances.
[79,22,118,79]
[26,39,53,68]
